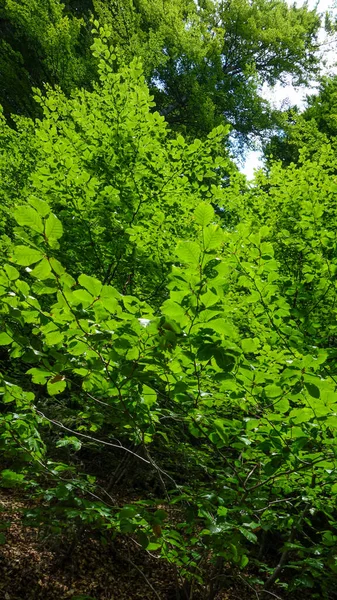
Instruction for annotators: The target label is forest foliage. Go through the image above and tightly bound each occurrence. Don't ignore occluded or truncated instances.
[1,1,337,599]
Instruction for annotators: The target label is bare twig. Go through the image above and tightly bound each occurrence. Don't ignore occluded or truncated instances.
[124,556,161,600]
[36,410,151,465]
[238,574,260,600]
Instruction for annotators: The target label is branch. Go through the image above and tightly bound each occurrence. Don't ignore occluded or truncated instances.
[124,556,161,600]
[36,410,151,465]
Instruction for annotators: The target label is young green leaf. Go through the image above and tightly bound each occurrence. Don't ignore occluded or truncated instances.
[176,241,200,265]
[30,259,52,280]
[194,203,214,226]
[47,376,66,395]
[11,246,44,266]
[305,382,320,399]
[45,213,63,242]
[28,196,50,217]
[78,274,102,297]
[203,225,223,250]
[4,265,19,280]
[14,206,44,233]
[0,332,12,345]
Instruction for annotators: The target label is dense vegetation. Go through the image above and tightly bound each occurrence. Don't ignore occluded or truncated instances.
[1,1,337,599]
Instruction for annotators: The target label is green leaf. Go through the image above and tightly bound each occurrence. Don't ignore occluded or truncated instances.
[47,376,66,396]
[68,341,88,356]
[78,274,102,297]
[240,555,249,568]
[277,398,289,413]
[119,506,137,519]
[0,332,12,345]
[1,469,25,487]
[142,384,157,408]
[137,531,149,549]
[197,343,217,361]
[45,213,63,242]
[45,331,64,346]
[14,206,44,233]
[265,384,282,398]
[73,289,94,307]
[214,348,236,371]
[162,299,186,320]
[28,196,50,217]
[206,318,234,336]
[176,241,200,265]
[56,436,81,451]
[11,246,43,266]
[305,382,320,399]
[239,527,257,543]
[4,265,19,280]
[30,259,52,280]
[203,225,223,250]
[242,338,258,353]
[194,203,214,226]
[26,368,52,384]
[259,225,270,239]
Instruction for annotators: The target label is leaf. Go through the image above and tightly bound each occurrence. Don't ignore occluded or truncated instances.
[176,241,201,265]
[265,384,282,398]
[206,318,234,336]
[1,469,25,487]
[154,509,168,521]
[26,368,52,384]
[241,555,249,568]
[259,225,270,239]
[200,289,218,308]
[14,206,44,233]
[214,348,236,371]
[45,213,63,242]
[4,265,19,280]
[44,330,64,346]
[28,196,50,216]
[277,398,289,413]
[78,274,102,297]
[119,506,137,519]
[56,436,81,451]
[239,527,257,543]
[162,299,186,320]
[30,259,52,280]
[47,377,66,396]
[197,343,217,361]
[242,338,258,353]
[0,332,12,345]
[11,246,43,266]
[203,225,223,250]
[68,341,88,356]
[305,382,320,399]
[142,384,157,408]
[137,531,149,549]
[194,203,214,226]
[73,289,94,307]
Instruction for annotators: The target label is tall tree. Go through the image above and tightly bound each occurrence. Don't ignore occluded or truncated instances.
[149,0,321,142]
[0,0,322,147]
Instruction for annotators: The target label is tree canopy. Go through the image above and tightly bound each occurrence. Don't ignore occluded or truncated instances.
[0,0,322,143]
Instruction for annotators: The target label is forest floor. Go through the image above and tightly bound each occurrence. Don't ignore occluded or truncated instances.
[0,487,251,600]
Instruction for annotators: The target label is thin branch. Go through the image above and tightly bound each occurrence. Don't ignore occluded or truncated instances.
[124,556,161,600]
[36,410,151,465]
